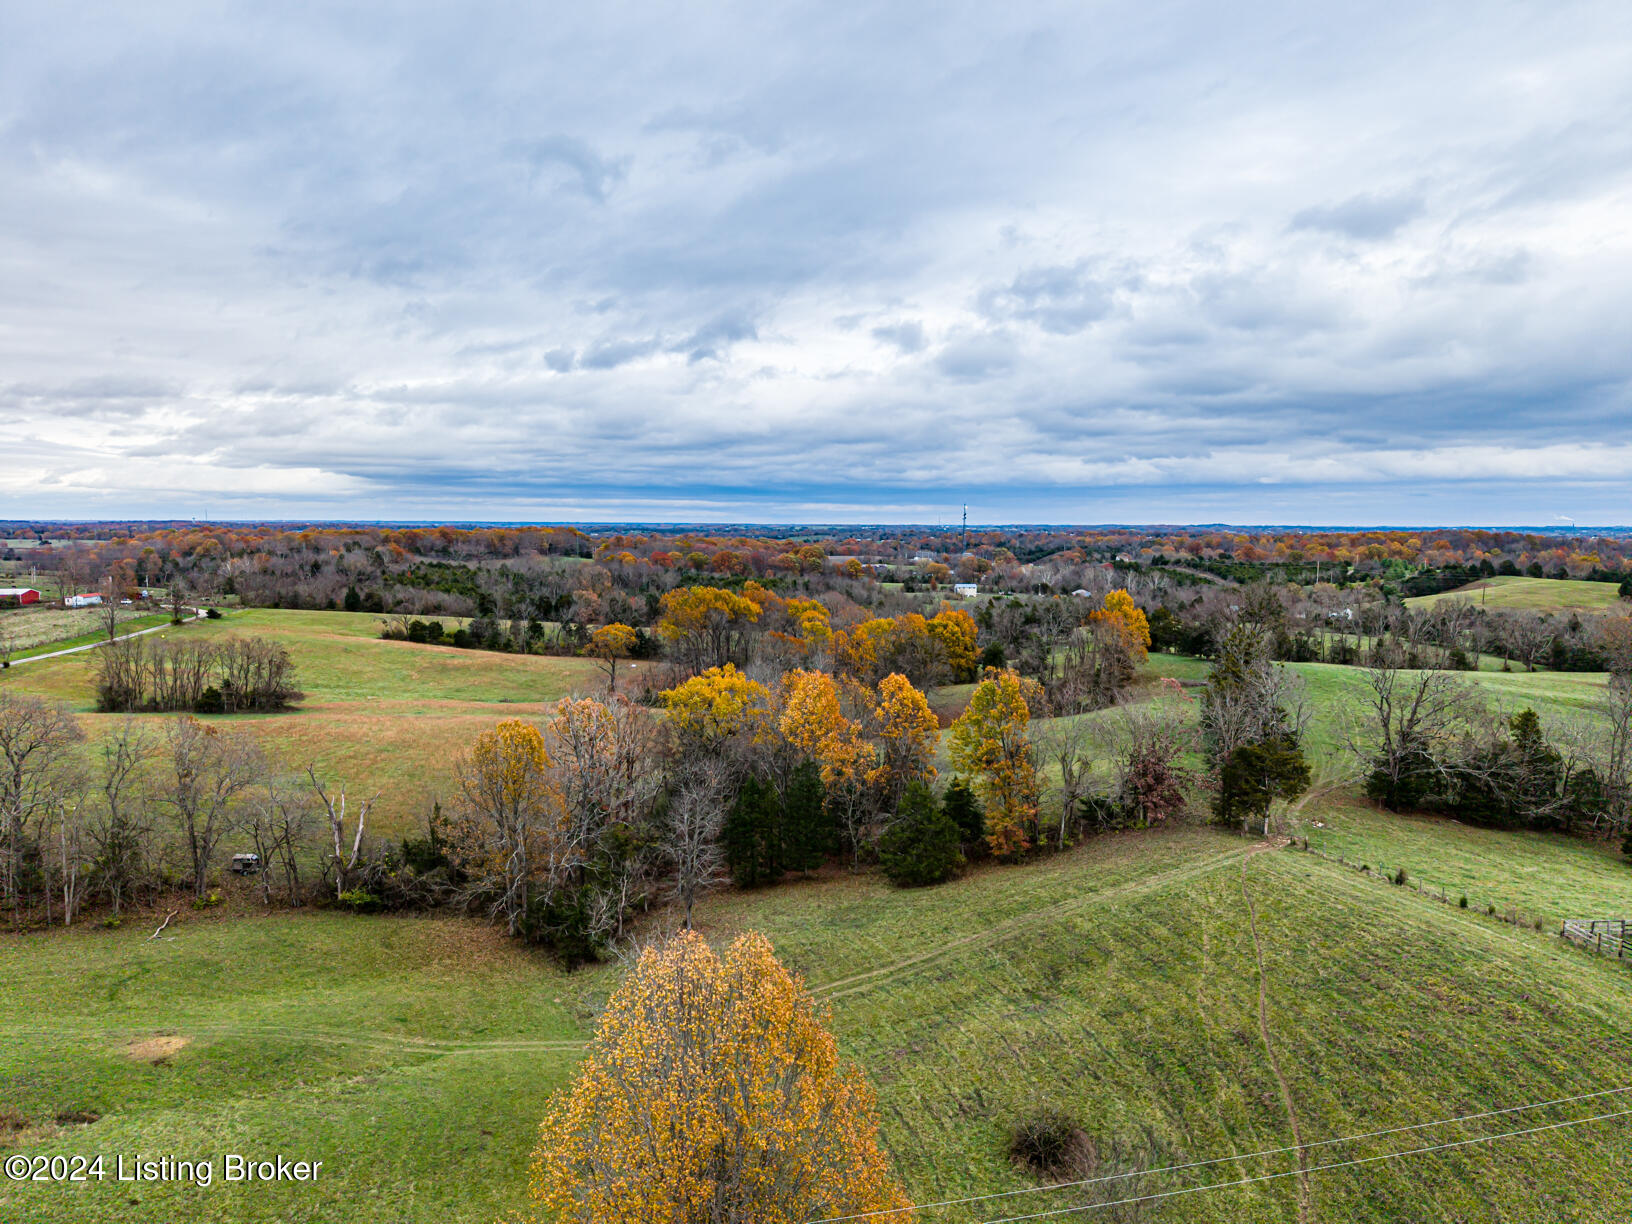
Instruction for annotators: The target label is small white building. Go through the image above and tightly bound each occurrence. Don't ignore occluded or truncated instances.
[65,592,104,608]
[952,582,979,598]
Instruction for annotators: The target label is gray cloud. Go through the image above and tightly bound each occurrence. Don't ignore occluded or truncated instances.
[0,2,1629,523]
[1290,191,1426,240]
[871,321,926,353]
[979,262,1115,334]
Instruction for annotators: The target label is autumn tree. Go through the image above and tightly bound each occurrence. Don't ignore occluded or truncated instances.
[661,664,772,758]
[532,930,912,1224]
[448,719,559,937]
[779,670,875,863]
[947,668,1042,858]
[657,586,762,674]
[583,622,639,692]
[865,673,939,813]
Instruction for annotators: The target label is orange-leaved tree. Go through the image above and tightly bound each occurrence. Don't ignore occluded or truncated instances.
[582,622,638,692]
[531,929,913,1224]
[780,669,875,862]
[1090,589,1151,663]
[946,668,1042,858]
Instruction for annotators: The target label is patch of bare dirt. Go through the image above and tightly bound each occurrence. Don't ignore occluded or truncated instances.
[127,1035,189,1064]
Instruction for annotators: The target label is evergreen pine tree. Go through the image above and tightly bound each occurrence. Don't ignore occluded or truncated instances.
[779,761,831,873]
[723,777,780,888]
[941,778,985,847]
[878,781,962,887]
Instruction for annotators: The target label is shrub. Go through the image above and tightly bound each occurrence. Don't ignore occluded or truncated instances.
[1459,894,1469,908]
[1008,1109,1090,1178]
[1622,828,1632,862]
[336,889,384,914]
[1393,867,1408,886]
[205,607,222,619]
[878,781,963,888]
[195,686,225,714]
[191,890,223,910]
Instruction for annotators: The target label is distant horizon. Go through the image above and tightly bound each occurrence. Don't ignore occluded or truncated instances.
[5,517,1632,536]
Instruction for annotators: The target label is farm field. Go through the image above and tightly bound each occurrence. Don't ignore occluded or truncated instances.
[0,609,627,834]
[1,606,169,656]
[3,813,1631,1222]
[1405,575,1626,613]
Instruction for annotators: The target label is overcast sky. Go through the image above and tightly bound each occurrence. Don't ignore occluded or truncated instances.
[3,2,1630,526]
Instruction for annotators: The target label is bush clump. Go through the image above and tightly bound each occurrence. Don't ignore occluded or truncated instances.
[1009,1109,1092,1177]
[336,889,384,914]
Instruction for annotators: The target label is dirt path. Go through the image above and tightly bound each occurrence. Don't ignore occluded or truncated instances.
[814,848,1247,1001]
[0,1021,586,1056]
[1241,846,1312,1224]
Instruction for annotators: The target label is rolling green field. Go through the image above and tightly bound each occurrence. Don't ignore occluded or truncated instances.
[1405,575,1626,613]
[0,610,623,834]
[3,813,1630,1223]
[3,612,1631,1222]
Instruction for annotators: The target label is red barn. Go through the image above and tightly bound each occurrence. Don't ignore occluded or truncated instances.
[0,588,40,606]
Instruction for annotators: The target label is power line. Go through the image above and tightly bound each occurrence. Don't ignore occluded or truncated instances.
[807,1085,1632,1223]
[968,1106,1632,1224]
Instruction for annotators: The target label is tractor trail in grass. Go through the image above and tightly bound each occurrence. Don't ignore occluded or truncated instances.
[1243,846,1312,1224]
[813,848,1248,1001]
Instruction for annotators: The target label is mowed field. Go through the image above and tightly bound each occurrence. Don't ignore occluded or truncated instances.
[1405,575,1626,613]
[2,612,1631,1222]
[0,609,633,835]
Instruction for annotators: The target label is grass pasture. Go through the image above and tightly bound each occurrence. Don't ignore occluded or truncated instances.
[0,609,631,834]
[1405,575,1626,613]
[3,822,1631,1222]
[2,614,1632,1221]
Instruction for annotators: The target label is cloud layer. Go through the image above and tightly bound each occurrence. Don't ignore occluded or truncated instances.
[3,1,1631,524]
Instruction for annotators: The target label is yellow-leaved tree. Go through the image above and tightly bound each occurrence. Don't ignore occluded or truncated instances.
[660,664,772,753]
[1090,589,1151,662]
[657,586,762,674]
[946,668,1042,858]
[582,622,638,692]
[449,719,558,937]
[532,930,913,1224]
[867,673,939,812]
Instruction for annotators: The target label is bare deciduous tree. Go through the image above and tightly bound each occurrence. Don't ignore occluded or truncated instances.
[87,719,154,917]
[0,691,85,921]
[307,766,377,899]
[160,716,264,898]
[663,763,728,929]
[1341,653,1483,809]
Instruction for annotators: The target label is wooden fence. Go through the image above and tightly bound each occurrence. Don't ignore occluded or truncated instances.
[1560,919,1627,959]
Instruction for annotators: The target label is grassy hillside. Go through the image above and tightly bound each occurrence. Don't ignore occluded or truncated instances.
[4,810,1630,1223]
[1405,575,1626,613]
[0,609,629,834]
